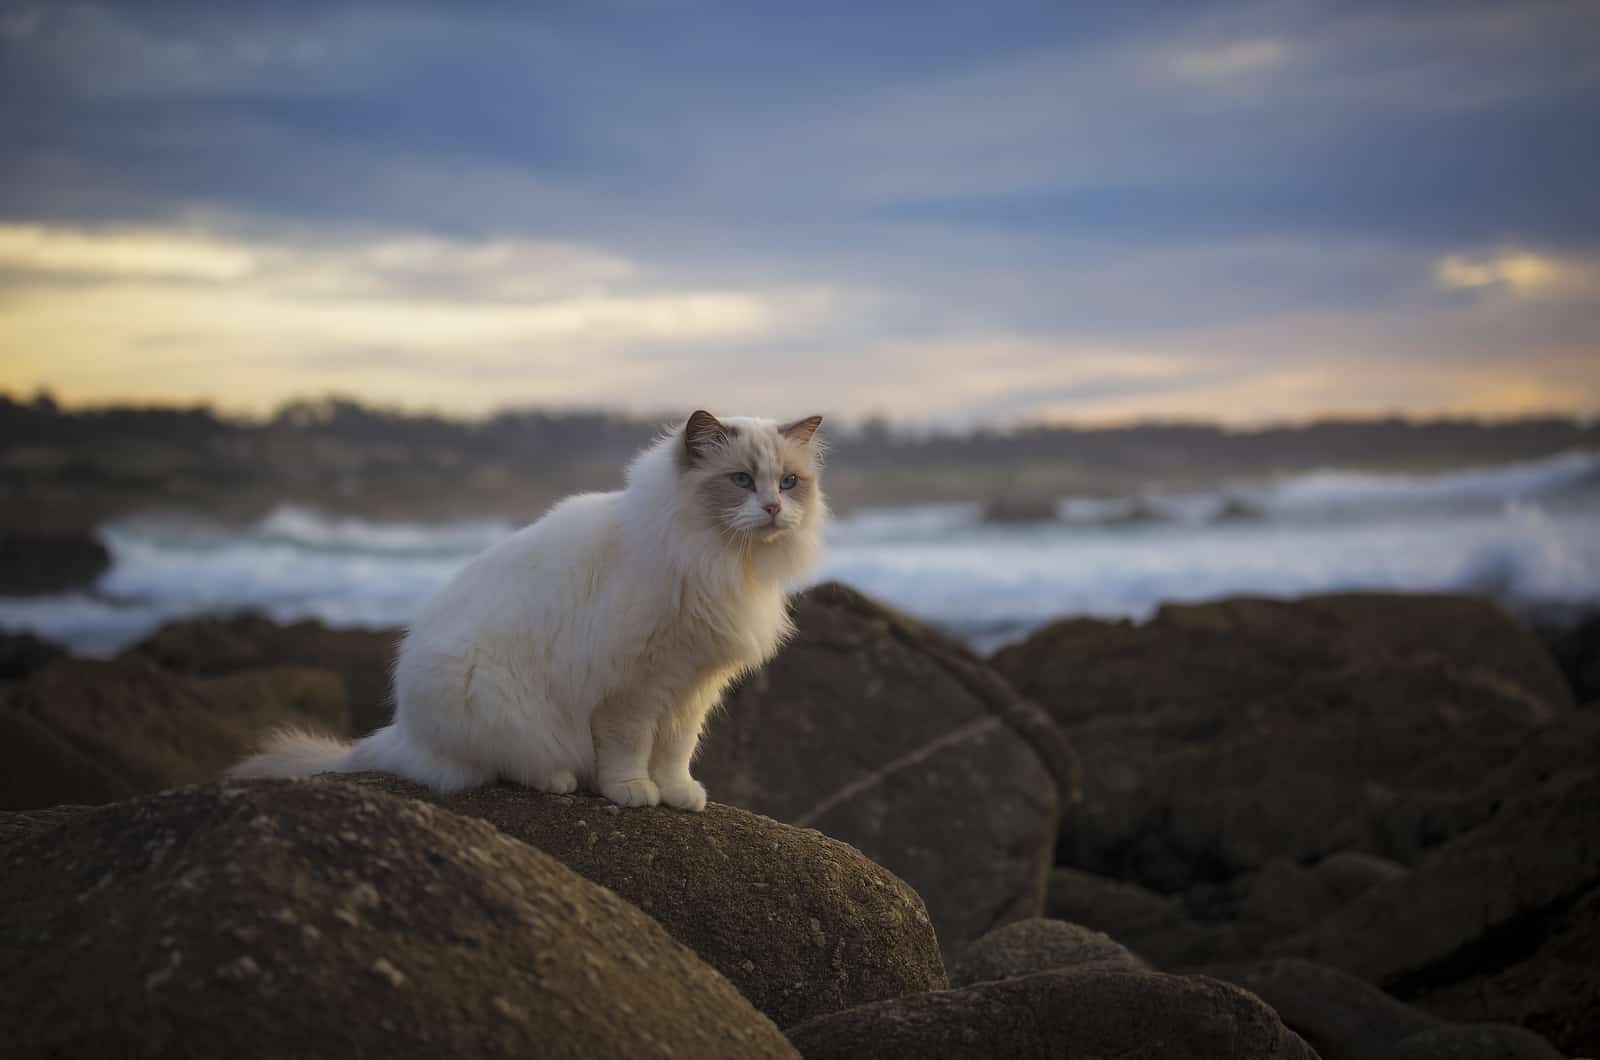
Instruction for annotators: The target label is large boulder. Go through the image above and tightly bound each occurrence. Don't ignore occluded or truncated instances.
[127,613,401,733]
[1389,1024,1566,1060]
[0,658,349,809]
[785,967,1318,1060]
[0,528,111,595]
[1408,886,1600,1056]
[337,773,945,1029]
[1268,769,1600,1056]
[991,593,1575,891]
[0,629,67,682]
[1199,959,1442,1060]
[696,582,1066,959]
[949,918,1144,987]
[1044,865,1229,968]
[0,781,798,1060]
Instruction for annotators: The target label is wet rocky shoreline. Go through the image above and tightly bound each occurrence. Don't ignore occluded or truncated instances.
[2,583,1596,1057]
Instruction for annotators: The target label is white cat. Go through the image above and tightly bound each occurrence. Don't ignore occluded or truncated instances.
[230,411,827,811]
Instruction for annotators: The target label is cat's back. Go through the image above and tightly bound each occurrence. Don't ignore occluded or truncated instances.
[413,490,622,634]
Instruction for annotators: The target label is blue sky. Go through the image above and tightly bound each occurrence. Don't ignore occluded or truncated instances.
[1,1,1596,425]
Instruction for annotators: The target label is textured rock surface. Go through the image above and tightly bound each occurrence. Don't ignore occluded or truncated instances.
[696,582,1064,958]
[1045,865,1227,968]
[1388,1024,1566,1060]
[127,613,401,733]
[0,781,798,1060]
[785,967,1318,1060]
[1199,959,1441,1060]
[992,593,1573,890]
[949,918,1144,987]
[1270,769,1600,989]
[338,773,946,1029]
[1409,886,1600,1056]
[0,658,349,809]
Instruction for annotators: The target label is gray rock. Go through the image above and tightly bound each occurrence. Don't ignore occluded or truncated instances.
[1389,1024,1566,1060]
[1046,865,1230,968]
[126,613,401,733]
[696,582,1064,959]
[1314,850,1410,904]
[1,658,350,810]
[1409,885,1600,1057]
[0,529,111,595]
[786,967,1318,1060]
[1200,958,1441,1060]
[1269,769,1600,993]
[0,781,798,1060]
[992,593,1574,892]
[950,918,1144,987]
[337,773,946,1029]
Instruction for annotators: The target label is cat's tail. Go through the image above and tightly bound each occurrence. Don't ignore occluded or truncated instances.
[228,724,491,791]
[228,725,356,780]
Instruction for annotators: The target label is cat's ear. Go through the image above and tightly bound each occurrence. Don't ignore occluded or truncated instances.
[780,415,824,445]
[683,410,727,463]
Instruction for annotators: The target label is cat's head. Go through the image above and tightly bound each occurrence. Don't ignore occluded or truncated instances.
[677,410,827,543]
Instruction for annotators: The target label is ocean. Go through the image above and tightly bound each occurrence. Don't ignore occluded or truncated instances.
[5,450,1598,657]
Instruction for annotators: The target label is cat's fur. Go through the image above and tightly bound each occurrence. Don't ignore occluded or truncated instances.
[229,411,827,811]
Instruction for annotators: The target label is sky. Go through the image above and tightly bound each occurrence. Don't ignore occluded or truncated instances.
[0,1,1597,427]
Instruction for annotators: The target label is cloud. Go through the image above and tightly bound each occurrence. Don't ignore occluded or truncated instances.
[1159,37,1291,84]
[1434,249,1600,300]
[0,221,844,413]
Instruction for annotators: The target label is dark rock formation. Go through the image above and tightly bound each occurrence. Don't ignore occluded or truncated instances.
[949,918,1144,987]
[992,593,1574,890]
[696,582,1067,959]
[127,612,401,733]
[0,657,349,809]
[337,773,946,1029]
[0,781,798,1060]
[0,529,112,595]
[1388,1024,1566,1060]
[1199,959,1442,1060]
[785,967,1318,1060]
[1045,865,1230,968]
[0,629,67,682]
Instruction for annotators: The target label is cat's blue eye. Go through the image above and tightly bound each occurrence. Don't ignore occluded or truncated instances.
[731,472,755,490]
[780,474,799,491]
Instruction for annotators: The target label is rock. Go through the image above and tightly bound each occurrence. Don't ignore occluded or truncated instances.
[695,582,1064,959]
[950,918,1144,987]
[0,709,143,811]
[1199,959,1441,1060]
[1045,865,1229,968]
[991,593,1574,892]
[335,773,945,1030]
[0,629,67,682]
[1409,886,1600,1056]
[785,967,1318,1060]
[0,781,797,1060]
[0,528,112,595]
[1313,850,1410,904]
[1269,769,1600,1010]
[1237,857,1344,941]
[0,658,349,809]
[126,613,401,733]
[1389,1024,1566,1060]
[1533,609,1600,707]
[980,495,1058,525]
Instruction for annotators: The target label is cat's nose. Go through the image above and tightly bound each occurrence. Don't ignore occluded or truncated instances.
[763,502,782,516]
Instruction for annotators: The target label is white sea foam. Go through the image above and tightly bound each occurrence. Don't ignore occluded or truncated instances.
[2,454,1597,657]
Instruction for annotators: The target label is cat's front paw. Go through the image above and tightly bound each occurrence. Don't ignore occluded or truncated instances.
[600,777,660,808]
[656,776,707,813]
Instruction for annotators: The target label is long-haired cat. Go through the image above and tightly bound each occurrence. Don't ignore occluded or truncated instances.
[230,411,826,811]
